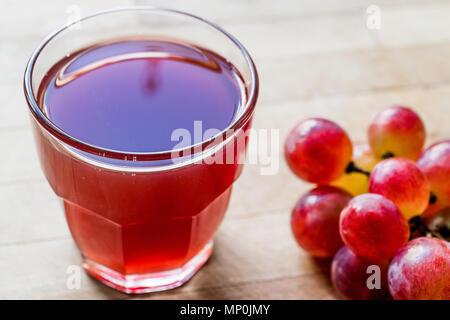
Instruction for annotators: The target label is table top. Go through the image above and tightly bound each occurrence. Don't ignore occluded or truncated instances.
[1,0,449,299]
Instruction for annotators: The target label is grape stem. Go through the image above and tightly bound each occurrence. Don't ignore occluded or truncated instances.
[382,151,395,159]
[409,216,448,241]
[429,192,437,204]
[345,161,371,177]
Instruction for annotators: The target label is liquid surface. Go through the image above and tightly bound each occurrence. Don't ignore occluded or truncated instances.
[39,40,243,152]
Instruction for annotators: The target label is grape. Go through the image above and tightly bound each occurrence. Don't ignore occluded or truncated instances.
[291,186,352,258]
[368,106,425,160]
[417,140,450,208]
[388,237,450,300]
[369,158,430,220]
[332,144,378,196]
[340,194,410,262]
[285,118,352,184]
[331,246,389,300]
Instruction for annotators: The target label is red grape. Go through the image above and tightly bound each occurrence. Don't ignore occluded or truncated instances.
[291,186,352,258]
[369,158,430,220]
[368,106,425,160]
[331,246,389,300]
[388,237,450,300]
[285,118,352,184]
[340,193,410,262]
[417,140,450,208]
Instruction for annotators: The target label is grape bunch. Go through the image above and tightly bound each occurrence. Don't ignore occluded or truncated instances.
[285,106,450,300]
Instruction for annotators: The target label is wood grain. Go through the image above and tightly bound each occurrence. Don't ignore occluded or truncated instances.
[0,0,448,299]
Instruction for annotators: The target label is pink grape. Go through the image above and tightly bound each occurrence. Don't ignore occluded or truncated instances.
[369,158,430,220]
[285,118,352,184]
[291,186,352,258]
[331,246,389,300]
[388,237,450,300]
[417,140,450,208]
[368,106,425,160]
[340,193,410,262]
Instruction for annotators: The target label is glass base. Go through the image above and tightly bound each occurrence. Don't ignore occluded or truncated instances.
[82,240,214,294]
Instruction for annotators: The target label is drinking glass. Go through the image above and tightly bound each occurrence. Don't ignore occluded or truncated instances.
[24,7,258,294]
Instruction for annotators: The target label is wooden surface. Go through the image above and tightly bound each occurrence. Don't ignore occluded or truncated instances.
[1,0,450,299]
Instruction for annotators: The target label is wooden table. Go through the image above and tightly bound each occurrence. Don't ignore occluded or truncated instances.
[1,0,449,299]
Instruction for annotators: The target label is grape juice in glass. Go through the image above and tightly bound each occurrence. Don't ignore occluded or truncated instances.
[24,8,258,294]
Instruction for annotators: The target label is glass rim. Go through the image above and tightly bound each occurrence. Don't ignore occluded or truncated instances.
[23,6,259,161]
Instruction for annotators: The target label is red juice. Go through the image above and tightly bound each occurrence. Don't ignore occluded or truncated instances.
[33,39,251,290]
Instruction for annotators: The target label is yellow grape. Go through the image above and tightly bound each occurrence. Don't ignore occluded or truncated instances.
[332,144,378,196]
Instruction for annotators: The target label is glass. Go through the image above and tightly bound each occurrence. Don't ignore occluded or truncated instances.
[24,7,258,294]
